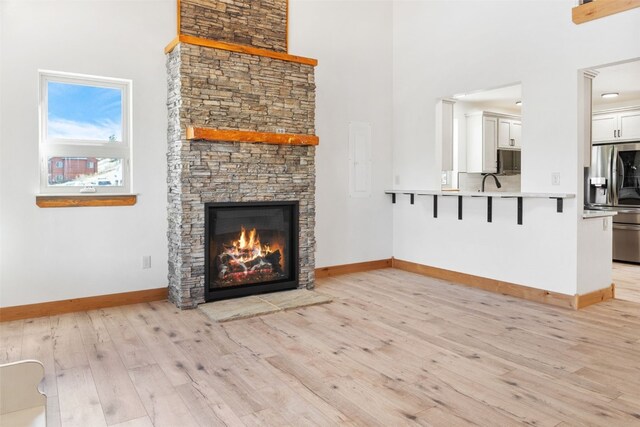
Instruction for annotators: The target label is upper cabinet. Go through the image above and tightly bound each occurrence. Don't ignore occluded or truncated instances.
[498,118,522,150]
[467,112,498,174]
[592,113,618,142]
[593,108,640,143]
[467,111,521,174]
[620,110,640,140]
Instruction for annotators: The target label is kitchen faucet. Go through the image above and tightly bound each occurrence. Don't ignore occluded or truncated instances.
[481,173,502,192]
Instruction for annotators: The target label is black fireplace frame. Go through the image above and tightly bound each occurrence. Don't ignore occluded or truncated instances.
[204,201,299,302]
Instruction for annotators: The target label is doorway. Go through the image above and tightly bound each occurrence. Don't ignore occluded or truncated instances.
[588,58,640,303]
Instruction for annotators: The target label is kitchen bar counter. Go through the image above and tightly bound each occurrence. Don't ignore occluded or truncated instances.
[385,189,576,199]
[385,189,576,225]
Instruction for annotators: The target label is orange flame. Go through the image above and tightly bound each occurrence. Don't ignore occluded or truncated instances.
[228,227,284,270]
[235,227,263,258]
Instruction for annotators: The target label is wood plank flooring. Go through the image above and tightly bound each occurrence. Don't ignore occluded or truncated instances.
[1,268,640,426]
[614,261,640,303]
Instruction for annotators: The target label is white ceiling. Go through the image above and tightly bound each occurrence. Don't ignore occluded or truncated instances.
[453,84,522,113]
[593,59,640,107]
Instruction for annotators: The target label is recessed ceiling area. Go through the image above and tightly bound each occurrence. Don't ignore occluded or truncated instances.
[454,84,522,114]
[593,59,640,107]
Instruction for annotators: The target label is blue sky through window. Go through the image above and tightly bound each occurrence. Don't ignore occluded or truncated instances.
[47,82,122,141]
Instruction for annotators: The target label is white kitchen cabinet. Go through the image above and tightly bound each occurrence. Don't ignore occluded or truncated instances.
[593,112,620,142]
[467,112,497,173]
[483,116,498,173]
[511,121,522,148]
[498,118,521,149]
[620,110,640,140]
[593,107,640,143]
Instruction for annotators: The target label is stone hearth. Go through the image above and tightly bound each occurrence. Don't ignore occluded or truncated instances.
[165,0,317,309]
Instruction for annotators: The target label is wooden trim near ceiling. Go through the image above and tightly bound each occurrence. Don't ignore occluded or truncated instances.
[392,258,584,309]
[186,127,319,146]
[315,259,393,279]
[177,0,181,36]
[572,0,640,24]
[35,195,137,208]
[0,288,168,322]
[164,34,318,66]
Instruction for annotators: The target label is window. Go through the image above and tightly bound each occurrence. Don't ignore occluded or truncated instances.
[39,71,132,194]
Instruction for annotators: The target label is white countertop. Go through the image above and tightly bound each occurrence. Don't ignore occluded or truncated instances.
[385,190,576,199]
[583,210,618,219]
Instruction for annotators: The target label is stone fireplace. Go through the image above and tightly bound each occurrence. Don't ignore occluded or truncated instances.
[165,0,318,309]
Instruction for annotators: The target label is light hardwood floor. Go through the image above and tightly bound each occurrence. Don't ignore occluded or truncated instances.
[614,261,640,303]
[1,268,640,426]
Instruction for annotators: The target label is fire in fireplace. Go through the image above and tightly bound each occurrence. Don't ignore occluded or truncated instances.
[205,201,298,301]
[216,226,285,286]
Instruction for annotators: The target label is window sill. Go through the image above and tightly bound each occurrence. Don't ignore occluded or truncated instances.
[35,194,137,208]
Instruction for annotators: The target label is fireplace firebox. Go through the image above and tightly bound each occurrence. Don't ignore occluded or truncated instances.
[204,201,299,301]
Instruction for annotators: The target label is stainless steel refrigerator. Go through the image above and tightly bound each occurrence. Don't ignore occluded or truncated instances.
[587,142,640,263]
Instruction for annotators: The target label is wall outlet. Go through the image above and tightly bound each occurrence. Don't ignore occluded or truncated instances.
[276,128,285,134]
[394,175,400,185]
[603,217,609,231]
[552,173,561,186]
[142,256,151,269]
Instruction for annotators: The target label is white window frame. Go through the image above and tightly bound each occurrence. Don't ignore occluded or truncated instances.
[38,70,133,194]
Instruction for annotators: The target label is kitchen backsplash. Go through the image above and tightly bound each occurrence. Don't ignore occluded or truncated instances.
[458,173,521,192]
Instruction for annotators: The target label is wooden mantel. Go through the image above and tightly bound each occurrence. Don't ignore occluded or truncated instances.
[572,0,640,24]
[186,127,319,146]
[165,34,318,67]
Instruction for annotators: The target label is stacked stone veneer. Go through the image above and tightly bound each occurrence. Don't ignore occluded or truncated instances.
[166,43,316,308]
[181,0,288,52]
[179,44,315,134]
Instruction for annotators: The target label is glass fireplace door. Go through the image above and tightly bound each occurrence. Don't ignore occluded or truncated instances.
[205,201,298,301]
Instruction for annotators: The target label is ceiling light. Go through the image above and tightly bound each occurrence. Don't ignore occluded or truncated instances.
[515,101,522,106]
[601,92,619,99]
[452,93,467,99]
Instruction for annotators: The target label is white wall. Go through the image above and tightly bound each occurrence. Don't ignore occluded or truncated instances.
[290,0,394,268]
[0,0,394,307]
[0,2,5,305]
[0,0,175,307]
[392,0,640,295]
[3,0,631,306]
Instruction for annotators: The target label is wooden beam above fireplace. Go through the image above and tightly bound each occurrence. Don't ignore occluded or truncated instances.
[164,35,318,66]
[186,127,319,146]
